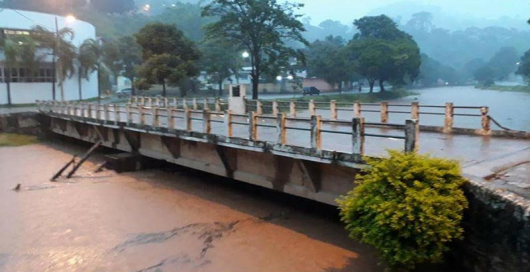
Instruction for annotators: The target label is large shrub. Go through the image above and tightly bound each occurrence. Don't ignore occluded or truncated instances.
[338,151,468,270]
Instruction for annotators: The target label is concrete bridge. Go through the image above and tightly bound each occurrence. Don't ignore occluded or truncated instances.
[35,92,529,206]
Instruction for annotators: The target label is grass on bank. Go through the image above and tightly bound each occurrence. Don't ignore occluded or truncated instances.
[477,85,530,93]
[277,89,416,103]
[0,133,38,147]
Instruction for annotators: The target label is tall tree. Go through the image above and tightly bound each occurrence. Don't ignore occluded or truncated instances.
[306,36,354,93]
[488,47,520,80]
[202,0,309,99]
[347,15,421,92]
[516,49,530,84]
[200,38,239,97]
[117,36,142,95]
[0,39,18,105]
[31,26,76,101]
[77,39,100,100]
[135,23,200,97]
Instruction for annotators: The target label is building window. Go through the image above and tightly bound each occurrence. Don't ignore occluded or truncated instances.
[0,65,54,83]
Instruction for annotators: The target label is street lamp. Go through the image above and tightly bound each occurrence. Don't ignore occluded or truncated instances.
[286,75,294,80]
[242,51,250,58]
[276,75,283,81]
[65,15,76,24]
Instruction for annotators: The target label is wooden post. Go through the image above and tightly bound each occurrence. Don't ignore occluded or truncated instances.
[140,107,146,125]
[185,109,192,131]
[352,117,365,155]
[256,100,263,115]
[272,101,279,115]
[411,102,419,120]
[481,106,491,135]
[152,107,159,127]
[444,102,454,133]
[277,113,286,145]
[168,108,175,129]
[203,109,211,134]
[248,111,258,140]
[225,110,233,137]
[309,100,316,116]
[310,115,322,150]
[380,102,389,123]
[114,104,120,123]
[330,100,338,120]
[289,100,296,117]
[215,99,222,112]
[192,98,198,110]
[404,119,419,153]
[354,101,361,118]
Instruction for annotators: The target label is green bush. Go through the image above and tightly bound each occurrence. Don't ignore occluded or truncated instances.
[337,151,468,271]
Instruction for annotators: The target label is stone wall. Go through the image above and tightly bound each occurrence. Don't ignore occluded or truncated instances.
[0,112,44,135]
[451,180,530,271]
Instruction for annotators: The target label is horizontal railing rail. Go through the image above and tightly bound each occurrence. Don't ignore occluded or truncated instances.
[36,100,420,154]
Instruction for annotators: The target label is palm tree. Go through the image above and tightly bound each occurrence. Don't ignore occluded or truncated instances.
[31,26,76,101]
[77,39,99,100]
[1,39,17,105]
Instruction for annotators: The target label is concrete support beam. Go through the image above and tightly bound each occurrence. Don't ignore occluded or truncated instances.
[161,136,181,159]
[215,146,237,179]
[297,160,321,193]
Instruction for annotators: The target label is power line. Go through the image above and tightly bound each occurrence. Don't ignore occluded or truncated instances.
[12,9,54,31]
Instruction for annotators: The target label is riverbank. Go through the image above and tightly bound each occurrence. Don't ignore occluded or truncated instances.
[476,84,530,93]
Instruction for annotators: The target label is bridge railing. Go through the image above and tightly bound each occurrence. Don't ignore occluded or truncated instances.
[128,96,228,112]
[245,99,491,135]
[36,100,420,155]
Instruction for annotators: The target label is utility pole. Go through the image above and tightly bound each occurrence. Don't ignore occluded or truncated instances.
[52,16,58,101]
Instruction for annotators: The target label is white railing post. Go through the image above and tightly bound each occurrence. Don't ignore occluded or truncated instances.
[481,106,491,135]
[444,103,454,133]
[330,100,338,120]
[405,119,419,153]
[225,110,233,137]
[203,109,211,134]
[152,107,159,127]
[411,102,419,120]
[185,109,192,131]
[256,100,263,115]
[309,100,316,116]
[380,102,389,123]
[277,113,286,145]
[248,111,258,141]
[352,117,365,155]
[289,100,296,117]
[114,104,120,123]
[192,98,198,110]
[310,115,322,150]
[354,101,361,118]
[272,100,279,115]
[215,99,222,112]
[168,108,175,129]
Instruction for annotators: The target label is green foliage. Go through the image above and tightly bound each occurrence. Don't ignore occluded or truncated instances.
[306,36,358,91]
[117,36,142,95]
[473,65,496,85]
[338,151,468,271]
[135,23,200,96]
[516,49,530,84]
[202,0,309,99]
[488,47,520,80]
[200,38,239,96]
[346,15,421,92]
[0,133,38,147]
[420,54,463,86]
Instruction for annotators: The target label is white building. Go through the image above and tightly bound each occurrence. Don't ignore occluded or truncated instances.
[0,9,98,105]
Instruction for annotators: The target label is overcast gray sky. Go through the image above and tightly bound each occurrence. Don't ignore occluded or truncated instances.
[298,0,530,25]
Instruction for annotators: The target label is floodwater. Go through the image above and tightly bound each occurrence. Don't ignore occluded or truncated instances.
[0,140,388,272]
[393,86,530,131]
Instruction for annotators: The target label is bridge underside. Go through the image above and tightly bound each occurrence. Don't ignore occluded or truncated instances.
[47,115,364,206]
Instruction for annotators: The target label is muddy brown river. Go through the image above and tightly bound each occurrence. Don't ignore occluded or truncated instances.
[0,140,388,272]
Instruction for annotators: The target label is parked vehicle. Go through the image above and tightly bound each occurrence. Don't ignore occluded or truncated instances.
[116,88,132,98]
[302,86,320,96]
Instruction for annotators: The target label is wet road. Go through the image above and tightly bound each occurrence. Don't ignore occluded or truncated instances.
[0,141,386,272]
